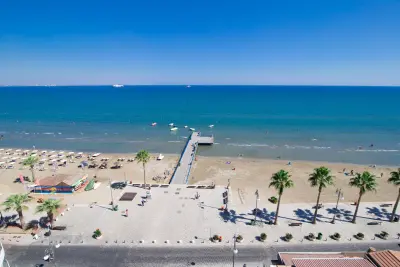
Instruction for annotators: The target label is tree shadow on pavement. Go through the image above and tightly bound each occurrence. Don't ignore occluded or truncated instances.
[365,207,391,221]
[250,208,275,223]
[325,208,353,222]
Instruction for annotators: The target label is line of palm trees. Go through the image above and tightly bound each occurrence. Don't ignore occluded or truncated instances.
[269,167,400,225]
[2,194,62,229]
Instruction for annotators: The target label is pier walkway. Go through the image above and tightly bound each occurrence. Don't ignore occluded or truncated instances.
[169,132,213,184]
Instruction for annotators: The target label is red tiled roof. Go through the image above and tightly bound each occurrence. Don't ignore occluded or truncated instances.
[279,253,344,265]
[368,250,400,267]
[292,258,376,267]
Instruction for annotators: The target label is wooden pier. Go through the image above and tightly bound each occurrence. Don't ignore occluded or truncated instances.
[169,132,213,184]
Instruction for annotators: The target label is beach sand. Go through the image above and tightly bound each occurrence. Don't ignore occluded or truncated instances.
[189,156,398,204]
[0,148,398,204]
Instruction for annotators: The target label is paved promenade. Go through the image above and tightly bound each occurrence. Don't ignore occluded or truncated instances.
[0,185,398,248]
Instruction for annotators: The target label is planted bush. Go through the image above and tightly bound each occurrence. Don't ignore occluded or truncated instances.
[260,233,267,241]
[285,233,293,241]
[236,235,243,242]
[269,196,278,204]
[331,232,341,241]
[355,232,364,239]
[307,233,315,241]
[92,229,102,239]
[212,235,219,241]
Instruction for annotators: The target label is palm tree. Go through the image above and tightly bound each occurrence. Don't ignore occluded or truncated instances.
[36,199,62,229]
[22,156,39,182]
[388,168,400,222]
[269,170,294,225]
[135,150,151,188]
[308,167,334,224]
[2,194,32,229]
[349,171,378,223]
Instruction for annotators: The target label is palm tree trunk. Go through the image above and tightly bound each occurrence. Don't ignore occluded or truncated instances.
[352,189,363,223]
[274,193,282,225]
[390,188,400,222]
[30,166,35,182]
[48,212,54,229]
[312,188,322,224]
[143,162,147,189]
[17,210,25,229]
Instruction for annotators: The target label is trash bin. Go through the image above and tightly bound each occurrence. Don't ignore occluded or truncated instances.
[113,205,119,211]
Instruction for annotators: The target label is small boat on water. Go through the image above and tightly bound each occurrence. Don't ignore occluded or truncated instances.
[168,123,174,127]
[112,84,124,88]
[186,85,191,88]
[151,122,157,126]
[189,128,195,131]
[170,127,178,131]
[208,124,214,128]
[184,125,188,128]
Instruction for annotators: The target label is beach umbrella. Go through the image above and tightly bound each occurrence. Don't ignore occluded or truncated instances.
[81,161,88,167]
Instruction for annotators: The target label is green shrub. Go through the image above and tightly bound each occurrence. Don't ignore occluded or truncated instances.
[285,233,293,241]
[212,235,219,241]
[236,235,243,242]
[269,196,278,204]
[260,233,267,241]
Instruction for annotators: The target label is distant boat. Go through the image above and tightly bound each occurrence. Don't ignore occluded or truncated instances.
[189,128,195,131]
[186,85,191,88]
[113,84,124,88]
[208,125,214,128]
[170,127,178,131]
[151,122,157,126]
[168,123,174,127]
[184,125,188,128]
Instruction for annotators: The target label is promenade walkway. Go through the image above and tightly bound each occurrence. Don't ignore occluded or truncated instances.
[170,132,213,184]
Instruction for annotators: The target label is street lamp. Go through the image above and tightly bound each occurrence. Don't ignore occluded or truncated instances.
[253,189,259,225]
[331,188,344,224]
[232,234,238,267]
[108,177,115,210]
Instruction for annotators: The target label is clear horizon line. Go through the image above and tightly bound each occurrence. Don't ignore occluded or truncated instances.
[1,84,400,87]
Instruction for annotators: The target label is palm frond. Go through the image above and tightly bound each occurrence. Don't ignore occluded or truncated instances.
[308,166,335,189]
[36,199,62,214]
[349,171,378,195]
[388,169,400,186]
[269,170,294,194]
[135,150,150,165]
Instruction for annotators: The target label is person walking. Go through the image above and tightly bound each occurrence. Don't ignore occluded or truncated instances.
[125,209,129,217]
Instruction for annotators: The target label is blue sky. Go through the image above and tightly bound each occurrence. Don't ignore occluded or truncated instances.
[0,0,399,85]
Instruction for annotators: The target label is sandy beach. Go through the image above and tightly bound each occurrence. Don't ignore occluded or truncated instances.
[0,147,398,204]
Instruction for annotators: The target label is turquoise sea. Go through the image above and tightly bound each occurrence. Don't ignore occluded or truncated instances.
[1,85,400,165]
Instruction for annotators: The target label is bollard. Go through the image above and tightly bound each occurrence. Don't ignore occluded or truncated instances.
[131,240,134,243]
[81,240,83,243]
[152,240,157,243]
[140,240,144,243]
[177,240,182,244]
[165,240,169,244]
[190,240,195,244]
[69,241,71,243]
[105,241,108,243]
[123,240,125,243]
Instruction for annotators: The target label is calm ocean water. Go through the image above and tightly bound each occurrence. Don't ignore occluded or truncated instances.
[1,85,400,165]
